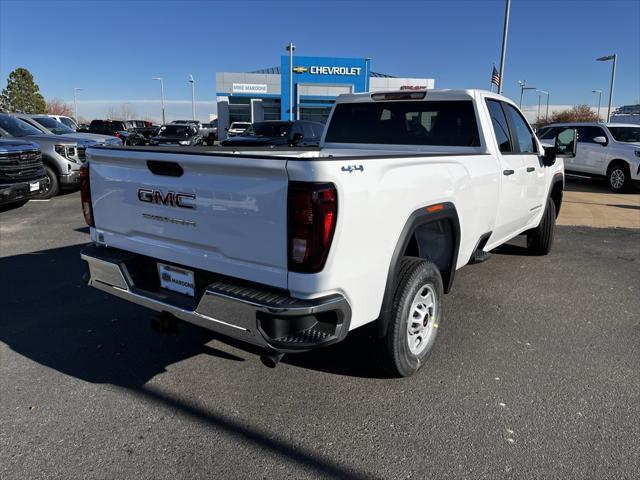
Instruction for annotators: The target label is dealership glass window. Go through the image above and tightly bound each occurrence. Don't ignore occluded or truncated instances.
[325,101,480,146]
[263,100,281,121]
[229,97,251,123]
[300,107,332,124]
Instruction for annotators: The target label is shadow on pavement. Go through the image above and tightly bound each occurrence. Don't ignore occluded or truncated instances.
[564,176,610,194]
[0,243,379,479]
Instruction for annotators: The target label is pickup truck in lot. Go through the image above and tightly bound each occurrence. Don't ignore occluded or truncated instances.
[0,139,47,209]
[80,89,576,377]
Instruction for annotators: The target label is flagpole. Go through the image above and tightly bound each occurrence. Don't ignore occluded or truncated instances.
[498,0,511,94]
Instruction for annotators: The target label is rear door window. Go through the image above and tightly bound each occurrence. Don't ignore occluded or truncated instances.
[325,100,480,146]
[485,99,513,153]
[503,104,538,153]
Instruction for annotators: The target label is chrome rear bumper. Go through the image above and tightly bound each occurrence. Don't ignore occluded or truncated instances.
[81,245,351,352]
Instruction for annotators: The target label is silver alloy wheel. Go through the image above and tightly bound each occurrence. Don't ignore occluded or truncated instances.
[610,168,625,190]
[406,284,438,355]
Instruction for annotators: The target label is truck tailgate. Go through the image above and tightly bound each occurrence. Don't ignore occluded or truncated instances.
[88,148,289,288]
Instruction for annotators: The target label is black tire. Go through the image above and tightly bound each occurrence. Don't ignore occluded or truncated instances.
[527,196,556,255]
[34,165,59,199]
[378,257,444,377]
[607,162,631,193]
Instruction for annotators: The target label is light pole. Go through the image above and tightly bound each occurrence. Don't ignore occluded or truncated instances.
[536,89,549,122]
[497,0,511,94]
[592,89,603,122]
[285,42,296,120]
[152,77,166,124]
[518,80,536,108]
[188,74,195,121]
[596,54,617,122]
[73,88,83,125]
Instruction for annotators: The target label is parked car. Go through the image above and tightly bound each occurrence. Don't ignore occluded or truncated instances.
[226,122,251,137]
[200,120,218,145]
[0,113,81,198]
[129,120,159,143]
[0,139,47,210]
[221,120,324,147]
[13,114,122,148]
[48,115,78,130]
[149,124,203,146]
[80,89,576,377]
[81,120,146,146]
[537,122,640,192]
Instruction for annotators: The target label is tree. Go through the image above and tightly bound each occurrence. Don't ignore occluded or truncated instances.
[0,67,46,113]
[46,99,73,116]
[107,103,137,120]
[542,104,599,126]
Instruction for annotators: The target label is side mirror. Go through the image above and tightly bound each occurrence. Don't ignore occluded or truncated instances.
[290,132,304,145]
[543,127,577,166]
[593,136,607,145]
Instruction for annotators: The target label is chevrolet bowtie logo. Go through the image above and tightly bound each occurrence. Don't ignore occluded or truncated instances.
[292,66,308,74]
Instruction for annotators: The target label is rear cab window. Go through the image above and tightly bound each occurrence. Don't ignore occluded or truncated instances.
[325,100,480,147]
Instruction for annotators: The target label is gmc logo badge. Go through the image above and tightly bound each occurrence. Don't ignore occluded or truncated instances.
[138,189,196,209]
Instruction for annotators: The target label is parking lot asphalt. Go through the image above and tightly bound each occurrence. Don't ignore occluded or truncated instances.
[1,192,639,480]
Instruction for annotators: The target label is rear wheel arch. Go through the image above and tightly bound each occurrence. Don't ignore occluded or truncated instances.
[607,158,630,173]
[375,203,460,337]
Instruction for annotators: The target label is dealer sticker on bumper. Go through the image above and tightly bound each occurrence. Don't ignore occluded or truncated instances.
[29,182,40,192]
[158,263,195,297]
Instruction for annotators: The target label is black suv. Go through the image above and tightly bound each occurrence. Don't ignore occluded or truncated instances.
[149,124,203,146]
[0,139,47,209]
[220,120,324,147]
[81,120,146,146]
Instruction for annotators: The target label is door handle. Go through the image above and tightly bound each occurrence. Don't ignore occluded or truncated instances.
[526,167,536,172]
[503,169,515,176]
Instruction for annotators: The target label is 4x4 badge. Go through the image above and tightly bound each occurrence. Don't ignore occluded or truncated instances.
[341,165,364,173]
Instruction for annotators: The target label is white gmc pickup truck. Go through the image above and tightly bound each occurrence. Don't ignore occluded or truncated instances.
[80,89,576,377]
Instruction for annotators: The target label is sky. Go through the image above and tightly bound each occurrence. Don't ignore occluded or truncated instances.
[1,0,638,123]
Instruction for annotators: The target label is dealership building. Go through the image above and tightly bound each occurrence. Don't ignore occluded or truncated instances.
[216,55,434,139]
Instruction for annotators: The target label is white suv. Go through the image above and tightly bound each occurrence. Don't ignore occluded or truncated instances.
[538,122,640,192]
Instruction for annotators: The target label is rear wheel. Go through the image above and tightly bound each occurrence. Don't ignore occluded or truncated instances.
[34,165,59,199]
[607,162,631,192]
[527,196,556,255]
[378,257,444,377]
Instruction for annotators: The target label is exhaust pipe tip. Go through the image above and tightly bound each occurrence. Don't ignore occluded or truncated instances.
[260,351,284,368]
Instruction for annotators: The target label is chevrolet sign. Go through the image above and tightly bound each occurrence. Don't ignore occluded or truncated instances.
[309,66,362,76]
[292,66,309,74]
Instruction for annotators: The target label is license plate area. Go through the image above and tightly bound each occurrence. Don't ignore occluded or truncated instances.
[157,263,195,297]
[29,181,40,192]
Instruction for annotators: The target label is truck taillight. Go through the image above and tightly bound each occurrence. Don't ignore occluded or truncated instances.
[288,182,337,273]
[80,163,94,227]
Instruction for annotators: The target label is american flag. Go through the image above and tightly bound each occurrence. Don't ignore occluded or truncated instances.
[491,66,500,87]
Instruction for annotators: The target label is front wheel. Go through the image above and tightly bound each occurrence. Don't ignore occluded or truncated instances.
[607,163,631,192]
[33,165,59,199]
[378,257,444,377]
[527,196,556,255]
